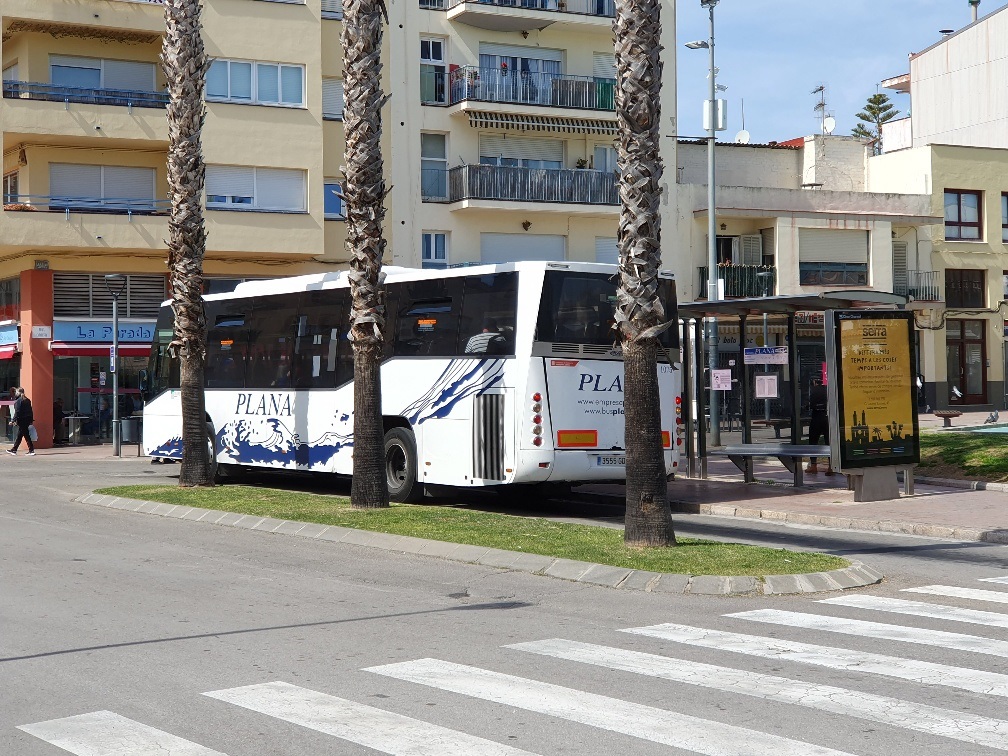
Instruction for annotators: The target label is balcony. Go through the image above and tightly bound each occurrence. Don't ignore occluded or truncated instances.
[894,270,942,302]
[3,194,168,216]
[3,81,168,109]
[698,265,777,299]
[424,164,617,207]
[448,66,615,111]
[429,0,615,32]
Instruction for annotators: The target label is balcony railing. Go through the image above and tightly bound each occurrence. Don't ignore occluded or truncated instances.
[3,194,169,216]
[424,164,618,205]
[448,66,615,110]
[429,0,616,17]
[3,81,168,109]
[698,265,777,299]
[894,270,942,302]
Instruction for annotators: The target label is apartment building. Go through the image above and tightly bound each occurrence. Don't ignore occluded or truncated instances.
[870,3,1008,411]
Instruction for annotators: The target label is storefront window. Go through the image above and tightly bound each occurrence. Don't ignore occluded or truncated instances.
[0,277,19,322]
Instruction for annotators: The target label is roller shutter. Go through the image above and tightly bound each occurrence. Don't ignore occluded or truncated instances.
[595,236,618,264]
[479,135,563,162]
[479,43,563,62]
[206,165,254,200]
[798,228,869,264]
[103,59,156,91]
[592,52,616,80]
[481,233,566,263]
[256,168,305,211]
[322,78,344,119]
[50,164,101,200]
[103,166,155,203]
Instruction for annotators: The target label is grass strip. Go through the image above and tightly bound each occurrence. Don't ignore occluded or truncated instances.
[96,484,848,576]
[919,431,1008,482]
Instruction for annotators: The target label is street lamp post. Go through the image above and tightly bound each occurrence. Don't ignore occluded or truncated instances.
[105,274,126,457]
[687,0,722,445]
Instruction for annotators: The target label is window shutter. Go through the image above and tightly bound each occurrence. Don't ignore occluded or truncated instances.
[50,163,101,199]
[256,168,305,211]
[740,234,762,265]
[103,60,156,92]
[206,165,254,199]
[2,64,18,81]
[480,233,565,263]
[760,226,775,263]
[53,273,93,318]
[322,78,344,119]
[892,240,908,295]
[479,135,563,162]
[50,55,98,70]
[103,166,155,201]
[478,43,563,62]
[126,275,167,318]
[798,228,869,264]
[595,236,618,265]
[592,52,616,80]
[256,63,279,102]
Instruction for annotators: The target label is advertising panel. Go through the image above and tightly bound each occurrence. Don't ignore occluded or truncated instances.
[826,311,919,471]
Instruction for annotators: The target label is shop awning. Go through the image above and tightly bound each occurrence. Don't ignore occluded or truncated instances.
[49,342,151,357]
[0,344,18,360]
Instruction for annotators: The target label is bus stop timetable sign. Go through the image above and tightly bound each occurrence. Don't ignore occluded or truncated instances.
[744,346,788,365]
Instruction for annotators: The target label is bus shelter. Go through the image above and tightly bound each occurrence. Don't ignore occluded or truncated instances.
[677,290,908,487]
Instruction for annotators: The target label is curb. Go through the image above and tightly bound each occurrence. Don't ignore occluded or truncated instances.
[73,493,882,596]
[912,474,1008,493]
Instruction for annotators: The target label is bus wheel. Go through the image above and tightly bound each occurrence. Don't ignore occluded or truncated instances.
[206,422,220,483]
[384,427,421,503]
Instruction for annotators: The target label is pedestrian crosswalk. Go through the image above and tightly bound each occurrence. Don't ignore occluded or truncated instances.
[17,573,1008,755]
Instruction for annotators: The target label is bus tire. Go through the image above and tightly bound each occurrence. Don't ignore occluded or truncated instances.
[384,427,422,503]
[206,421,220,483]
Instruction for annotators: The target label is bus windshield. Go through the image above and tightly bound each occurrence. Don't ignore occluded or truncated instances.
[147,305,179,396]
[535,271,678,347]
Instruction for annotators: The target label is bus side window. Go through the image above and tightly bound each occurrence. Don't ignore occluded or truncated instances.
[247,293,299,389]
[204,300,251,389]
[457,272,518,356]
[294,288,350,389]
[393,278,462,357]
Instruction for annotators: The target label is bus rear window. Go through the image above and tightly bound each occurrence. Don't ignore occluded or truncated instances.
[535,271,678,348]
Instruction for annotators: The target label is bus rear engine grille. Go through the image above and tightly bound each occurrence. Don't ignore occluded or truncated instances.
[474,394,505,481]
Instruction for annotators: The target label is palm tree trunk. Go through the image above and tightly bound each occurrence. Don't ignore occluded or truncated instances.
[162,0,212,487]
[342,0,390,509]
[614,0,675,546]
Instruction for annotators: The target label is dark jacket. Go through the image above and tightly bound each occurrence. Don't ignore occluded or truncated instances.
[12,396,33,426]
[808,384,828,416]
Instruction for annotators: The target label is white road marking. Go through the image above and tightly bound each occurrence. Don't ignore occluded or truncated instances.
[904,584,1008,604]
[980,576,1008,585]
[17,711,226,756]
[622,623,1008,697]
[367,658,858,756]
[509,637,1008,751]
[204,681,537,756]
[821,595,1008,629]
[727,608,1008,658]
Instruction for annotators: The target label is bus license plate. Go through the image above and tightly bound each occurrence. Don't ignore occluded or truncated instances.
[595,455,625,467]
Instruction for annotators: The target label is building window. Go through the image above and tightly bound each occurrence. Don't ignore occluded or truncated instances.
[320,0,343,18]
[421,232,448,269]
[322,78,344,120]
[206,59,304,107]
[946,319,986,404]
[420,37,446,105]
[945,269,985,308]
[49,163,157,212]
[206,165,306,212]
[1002,193,1007,243]
[0,277,20,322]
[798,263,867,286]
[2,171,18,203]
[421,133,447,201]
[944,189,982,240]
[50,55,157,93]
[324,180,344,219]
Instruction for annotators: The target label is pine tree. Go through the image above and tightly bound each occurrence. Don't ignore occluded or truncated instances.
[852,93,899,155]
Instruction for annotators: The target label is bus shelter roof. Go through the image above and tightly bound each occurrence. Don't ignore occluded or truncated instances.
[677,290,907,319]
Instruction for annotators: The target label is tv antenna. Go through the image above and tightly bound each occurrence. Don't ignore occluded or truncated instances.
[811,84,833,134]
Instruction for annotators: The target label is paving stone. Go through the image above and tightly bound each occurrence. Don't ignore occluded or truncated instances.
[316,526,353,542]
[416,541,462,559]
[152,503,177,517]
[272,521,305,536]
[762,574,803,595]
[826,568,865,589]
[338,530,380,547]
[297,523,329,539]
[214,512,245,527]
[251,517,286,532]
[183,507,212,521]
[801,572,842,593]
[688,575,730,595]
[616,570,662,591]
[165,507,192,519]
[983,529,1008,544]
[136,501,160,514]
[726,576,761,595]
[735,507,762,519]
[759,509,789,522]
[391,536,429,554]
[576,565,633,588]
[542,559,593,582]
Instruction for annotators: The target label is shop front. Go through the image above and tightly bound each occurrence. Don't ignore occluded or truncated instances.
[1,322,20,442]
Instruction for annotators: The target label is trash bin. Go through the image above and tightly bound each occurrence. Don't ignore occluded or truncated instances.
[120,417,140,444]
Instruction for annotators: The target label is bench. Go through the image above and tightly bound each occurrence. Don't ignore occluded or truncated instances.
[711,443,831,485]
[933,409,963,428]
[751,418,810,439]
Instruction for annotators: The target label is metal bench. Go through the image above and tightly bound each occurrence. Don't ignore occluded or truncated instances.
[751,418,809,439]
[711,443,831,485]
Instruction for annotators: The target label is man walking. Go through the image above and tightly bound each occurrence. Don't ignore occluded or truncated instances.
[7,387,35,456]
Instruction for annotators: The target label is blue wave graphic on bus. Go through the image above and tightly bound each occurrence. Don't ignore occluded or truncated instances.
[401,358,505,425]
[151,436,183,459]
[217,418,353,467]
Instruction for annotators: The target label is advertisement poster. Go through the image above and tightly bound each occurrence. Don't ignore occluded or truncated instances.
[827,311,919,470]
[711,369,733,391]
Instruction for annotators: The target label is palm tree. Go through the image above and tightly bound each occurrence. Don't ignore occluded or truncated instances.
[852,93,899,155]
[162,0,212,487]
[613,0,676,546]
[342,0,390,508]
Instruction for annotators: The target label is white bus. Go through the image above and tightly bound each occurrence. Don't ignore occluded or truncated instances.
[142,261,683,500]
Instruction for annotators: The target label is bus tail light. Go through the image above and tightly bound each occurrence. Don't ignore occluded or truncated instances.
[532,436,543,447]
[661,430,671,448]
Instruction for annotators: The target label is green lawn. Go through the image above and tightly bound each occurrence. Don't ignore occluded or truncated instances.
[96,484,848,577]
[918,431,1008,482]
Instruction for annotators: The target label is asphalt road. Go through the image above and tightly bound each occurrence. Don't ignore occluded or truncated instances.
[3,455,1008,755]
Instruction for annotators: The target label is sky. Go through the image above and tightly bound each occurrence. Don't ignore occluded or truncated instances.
[675,0,1005,144]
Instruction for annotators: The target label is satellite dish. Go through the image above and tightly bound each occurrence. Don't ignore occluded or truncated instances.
[735,129,751,144]
[823,116,836,135]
